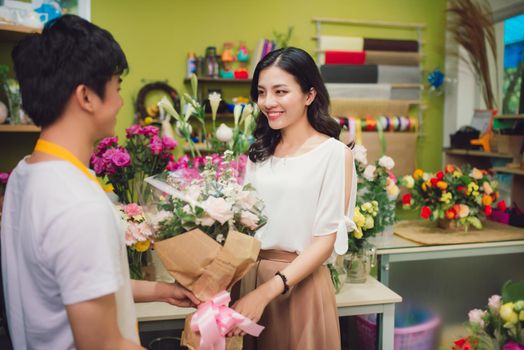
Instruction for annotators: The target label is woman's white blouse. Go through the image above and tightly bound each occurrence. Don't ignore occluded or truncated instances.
[245,137,357,256]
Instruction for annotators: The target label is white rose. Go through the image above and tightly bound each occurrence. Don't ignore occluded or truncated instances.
[378,155,395,170]
[363,165,376,181]
[458,204,470,218]
[197,215,215,227]
[402,175,415,189]
[240,211,260,230]
[216,234,225,244]
[202,196,233,224]
[150,210,173,229]
[483,181,493,195]
[216,123,233,142]
[386,183,400,200]
[238,190,258,210]
[353,144,368,165]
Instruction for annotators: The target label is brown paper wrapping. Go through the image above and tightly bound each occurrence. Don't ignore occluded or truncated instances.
[154,229,261,349]
[180,313,243,350]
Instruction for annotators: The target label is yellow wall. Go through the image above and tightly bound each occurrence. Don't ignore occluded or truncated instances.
[91,0,447,172]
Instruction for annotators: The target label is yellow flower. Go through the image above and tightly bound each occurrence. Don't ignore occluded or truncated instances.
[467,182,479,195]
[364,215,374,230]
[353,227,363,239]
[353,208,366,228]
[500,303,518,325]
[413,169,424,180]
[134,240,151,252]
[453,171,462,178]
[421,182,428,192]
[440,192,452,204]
[436,181,448,190]
[482,195,493,206]
[144,116,153,125]
[362,202,373,213]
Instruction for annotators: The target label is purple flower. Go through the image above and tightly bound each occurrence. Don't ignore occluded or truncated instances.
[90,155,107,176]
[503,341,524,350]
[96,136,118,152]
[148,136,163,155]
[0,172,10,184]
[112,149,131,167]
[162,136,178,151]
[141,126,159,137]
[126,125,142,138]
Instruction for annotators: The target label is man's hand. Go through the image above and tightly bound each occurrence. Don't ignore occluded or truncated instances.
[157,282,201,308]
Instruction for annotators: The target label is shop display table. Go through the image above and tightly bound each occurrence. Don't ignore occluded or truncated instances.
[136,276,402,350]
[369,220,524,286]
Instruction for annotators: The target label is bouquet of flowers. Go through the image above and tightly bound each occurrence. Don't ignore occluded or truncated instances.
[158,74,258,157]
[400,164,501,231]
[141,150,266,349]
[90,124,178,279]
[353,144,399,233]
[453,281,524,350]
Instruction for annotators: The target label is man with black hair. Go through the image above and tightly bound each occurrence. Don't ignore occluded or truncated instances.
[1,15,199,349]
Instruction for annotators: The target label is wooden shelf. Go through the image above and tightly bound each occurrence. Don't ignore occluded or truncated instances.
[0,23,41,41]
[493,167,524,176]
[183,77,252,84]
[494,114,524,120]
[0,124,41,133]
[444,148,514,159]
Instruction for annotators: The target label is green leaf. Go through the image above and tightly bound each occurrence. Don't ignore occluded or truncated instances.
[502,280,524,302]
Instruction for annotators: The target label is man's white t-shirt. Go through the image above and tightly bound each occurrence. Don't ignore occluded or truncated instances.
[1,158,138,349]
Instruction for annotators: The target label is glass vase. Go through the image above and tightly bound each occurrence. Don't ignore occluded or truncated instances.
[344,244,376,284]
[127,248,145,280]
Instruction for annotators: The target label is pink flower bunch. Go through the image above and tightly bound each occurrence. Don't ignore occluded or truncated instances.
[118,203,154,247]
[167,153,248,183]
[0,171,10,194]
[90,124,178,204]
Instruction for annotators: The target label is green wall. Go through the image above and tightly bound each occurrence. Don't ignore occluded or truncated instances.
[0,0,447,172]
[92,0,447,172]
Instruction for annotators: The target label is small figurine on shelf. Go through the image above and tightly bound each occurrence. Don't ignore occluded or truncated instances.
[219,42,235,79]
[234,41,249,79]
[204,46,219,78]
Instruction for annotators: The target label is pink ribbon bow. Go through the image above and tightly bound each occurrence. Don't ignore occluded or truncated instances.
[190,290,265,350]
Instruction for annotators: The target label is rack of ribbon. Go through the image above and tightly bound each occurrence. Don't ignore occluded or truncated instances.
[312,17,426,134]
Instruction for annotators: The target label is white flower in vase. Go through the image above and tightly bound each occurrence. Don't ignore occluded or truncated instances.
[363,165,376,181]
[378,155,395,170]
[353,144,368,165]
[216,123,233,142]
[208,92,222,121]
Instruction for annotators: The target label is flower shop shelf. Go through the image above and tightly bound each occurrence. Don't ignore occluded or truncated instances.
[493,114,524,120]
[183,77,252,84]
[0,23,41,41]
[493,167,524,176]
[0,124,41,133]
[444,148,514,159]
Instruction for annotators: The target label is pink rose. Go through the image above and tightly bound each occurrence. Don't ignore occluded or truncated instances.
[196,215,215,227]
[240,211,260,230]
[202,196,233,225]
[238,190,258,210]
[124,203,142,217]
[162,136,178,151]
[468,308,486,328]
[488,295,502,312]
[166,160,178,171]
[503,341,524,350]
[112,149,131,167]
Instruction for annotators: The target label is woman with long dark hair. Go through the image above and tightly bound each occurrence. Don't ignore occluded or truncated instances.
[232,47,357,349]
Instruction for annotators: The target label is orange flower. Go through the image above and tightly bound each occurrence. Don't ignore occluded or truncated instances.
[445,209,456,219]
[421,182,428,191]
[445,164,456,173]
[482,195,493,206]
[437,181,448,190]
[413,168,424,180]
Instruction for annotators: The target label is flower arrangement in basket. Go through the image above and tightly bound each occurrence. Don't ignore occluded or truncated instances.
[141,150,266,349]
[353,144,399,233]
[453,281,524,350]
[158,74,258,158]
[90,124,178,279]
[400,164,501,231]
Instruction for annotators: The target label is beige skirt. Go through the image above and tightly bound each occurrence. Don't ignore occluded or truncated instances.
[241,250,341,350]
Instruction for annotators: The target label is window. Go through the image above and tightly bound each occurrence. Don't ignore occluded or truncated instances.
[502,13,524,114]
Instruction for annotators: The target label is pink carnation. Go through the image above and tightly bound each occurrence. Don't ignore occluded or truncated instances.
[0,172,10,184]
[148,136,163,155]
[141,126,159,137]
[162,136,178,151]
[112,149,131,167]
[125,124,142,138]
[96,137,118,153]
[166,161,178,171]
[124,203,142,216]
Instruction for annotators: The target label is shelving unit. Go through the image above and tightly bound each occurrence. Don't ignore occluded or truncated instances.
[494,114,524,120]
[0,124,40,133]
[183,77,252,84]
[0,23,41,41]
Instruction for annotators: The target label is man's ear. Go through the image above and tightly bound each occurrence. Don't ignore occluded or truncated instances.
[74,84,96,113]
[305,88,317,106]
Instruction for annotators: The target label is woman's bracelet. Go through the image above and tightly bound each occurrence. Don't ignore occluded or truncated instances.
[275,271,289,294]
